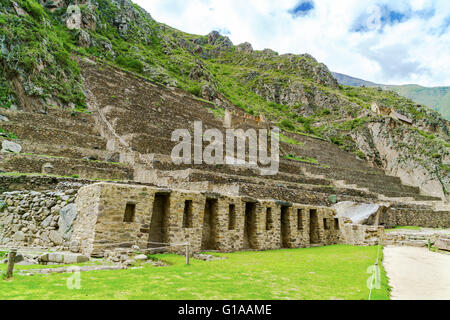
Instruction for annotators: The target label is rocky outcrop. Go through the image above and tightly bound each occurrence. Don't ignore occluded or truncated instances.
[237,42,254,54]
[353,120,449,199]
[334,201,389,225]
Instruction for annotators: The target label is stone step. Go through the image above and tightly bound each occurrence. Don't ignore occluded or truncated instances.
[0,109,99,136]
[1,122,107,151]
[149,154,433,201]
[13,140,113,163]
[0,153,133,181]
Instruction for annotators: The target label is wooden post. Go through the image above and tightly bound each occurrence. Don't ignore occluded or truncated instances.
[6,249,17,279]
[185,242,190,265]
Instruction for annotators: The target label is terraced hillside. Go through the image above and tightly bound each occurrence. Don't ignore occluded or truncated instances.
[0,0,448,230]
[4,55,447,229]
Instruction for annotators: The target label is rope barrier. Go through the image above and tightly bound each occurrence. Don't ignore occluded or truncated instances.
[368,237,383,301]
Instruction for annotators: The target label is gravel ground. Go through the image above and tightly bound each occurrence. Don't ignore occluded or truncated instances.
[383,246,450,300]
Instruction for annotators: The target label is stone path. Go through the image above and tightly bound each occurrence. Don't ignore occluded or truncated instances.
[383,246,450,300]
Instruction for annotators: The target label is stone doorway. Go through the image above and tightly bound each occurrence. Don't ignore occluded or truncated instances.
[148,194,170,249]
[281,206,290,248]
[201,199,218,250]
[243,202,257,249]
[309,209,320,244]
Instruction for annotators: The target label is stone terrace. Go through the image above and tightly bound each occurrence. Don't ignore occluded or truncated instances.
[0,55,447,234]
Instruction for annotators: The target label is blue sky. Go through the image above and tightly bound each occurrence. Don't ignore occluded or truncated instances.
[134,0,450,87]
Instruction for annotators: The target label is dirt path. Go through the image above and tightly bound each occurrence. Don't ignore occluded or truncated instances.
[383,246,450,300]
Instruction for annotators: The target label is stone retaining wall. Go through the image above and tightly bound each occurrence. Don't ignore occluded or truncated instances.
[340,224,384,246]
[380,208,450,229]
[0,188,80,250]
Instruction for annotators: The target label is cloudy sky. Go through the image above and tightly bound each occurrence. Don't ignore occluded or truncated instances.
[133,0,450,87]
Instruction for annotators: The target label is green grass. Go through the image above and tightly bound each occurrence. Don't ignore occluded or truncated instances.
[0,245,390,300]
[279,133,305,146]
[385,226,421,233]
[0,128,18,139]
[282,154,319,165]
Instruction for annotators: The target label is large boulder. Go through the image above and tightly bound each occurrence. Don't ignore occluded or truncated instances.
[66,5,82,30]
[236,42,253,54]
[13,231,25,242]
[333,201,390,225]
[58,204,78,240]
[38,253,89,264]
[2,140,22,153]
[49,230,63,245]
[435,237,450,251]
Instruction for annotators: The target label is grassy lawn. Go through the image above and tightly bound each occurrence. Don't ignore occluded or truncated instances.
[385,226,422,233]
[0,245,390,300]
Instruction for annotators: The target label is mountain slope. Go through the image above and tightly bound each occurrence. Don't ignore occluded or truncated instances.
[0,0,449,199]
[388,85,450,121]
[332,72,378,87]
[332,73,450,121]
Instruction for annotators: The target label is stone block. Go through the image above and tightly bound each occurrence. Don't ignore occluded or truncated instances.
[49,230,63,245]
[58,204,78,240]
[435,237,450,251]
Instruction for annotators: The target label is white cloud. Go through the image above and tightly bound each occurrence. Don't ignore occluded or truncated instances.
[133,0,450,87]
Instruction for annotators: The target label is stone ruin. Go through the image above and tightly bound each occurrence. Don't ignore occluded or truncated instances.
[72,183,353,257]
[0,55,448,259]
[0,180,383,257]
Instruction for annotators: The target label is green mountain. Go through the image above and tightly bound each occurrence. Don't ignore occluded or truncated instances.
[387,85,450,121]
[332,72,378,87]
[332,73,450,121]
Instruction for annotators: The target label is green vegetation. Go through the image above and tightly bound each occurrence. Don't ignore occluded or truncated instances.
[0,128,18,139]
[115,55,144,73]
[279,133,305,146]
[389,84,450,121]
[283,154,319,165]
[385,226,422,233]
[0,245,390,300]
[0,1,86,109]
[0,0,447,191]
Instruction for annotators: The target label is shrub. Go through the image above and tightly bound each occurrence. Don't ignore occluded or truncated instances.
[186,84,201,97]
[279,119,295,131]
[318,108,331,116]
[268,102,284,111]
[355,150,366,160]
[330,136,344,146]
[20,0,46,20]
[115,55,144,73]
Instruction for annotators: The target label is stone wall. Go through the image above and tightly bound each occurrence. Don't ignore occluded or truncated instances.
[73,182,348,257]
[340,223,384,246]
[382,229,450,248]
[0,175,91,194]
[379,207,450,229]
[0,189,79,249]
